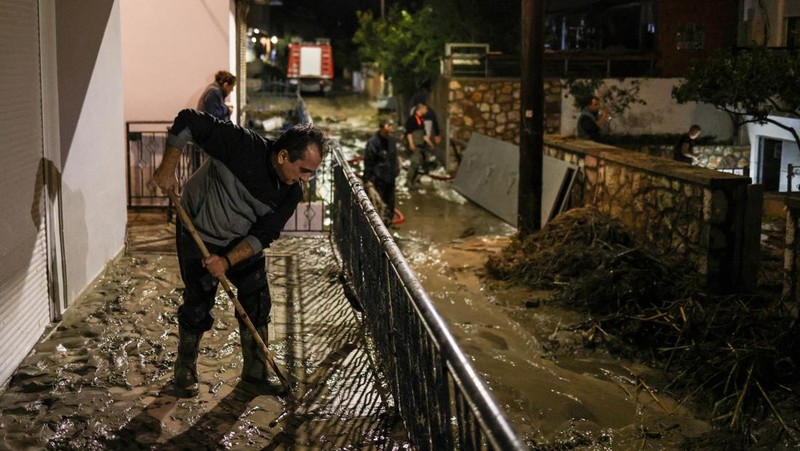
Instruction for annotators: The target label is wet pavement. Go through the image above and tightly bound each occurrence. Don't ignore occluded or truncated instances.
[0,93,719,450]
[0,213,409,450]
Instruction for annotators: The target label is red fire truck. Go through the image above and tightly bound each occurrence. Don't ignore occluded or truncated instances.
[286,38,334,94]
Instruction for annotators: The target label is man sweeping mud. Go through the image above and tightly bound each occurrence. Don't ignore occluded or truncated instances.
[151,109,325,396]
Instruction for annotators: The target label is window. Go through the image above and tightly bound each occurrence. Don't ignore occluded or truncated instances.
[676,23,705,50]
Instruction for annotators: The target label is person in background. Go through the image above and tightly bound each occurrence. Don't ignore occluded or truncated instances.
[151,109,325,396]
[577,96,611,141]
[410,87,442,146]
[405,103,434,188]
[674,124,702,164]
[363,119,399,225]
[198,70,237,122]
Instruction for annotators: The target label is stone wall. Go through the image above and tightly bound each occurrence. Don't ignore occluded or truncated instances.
[435,76,761,292]
[543,138,762,293]
[440,77,561,166]
[640,145,750,173]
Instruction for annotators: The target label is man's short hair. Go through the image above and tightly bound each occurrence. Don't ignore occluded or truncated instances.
[379,119,394,128]
[689,124,702,133]
[275,123,326,161]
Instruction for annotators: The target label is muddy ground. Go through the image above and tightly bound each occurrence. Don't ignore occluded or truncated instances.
[0,215,410,449]
[0,91,795,450]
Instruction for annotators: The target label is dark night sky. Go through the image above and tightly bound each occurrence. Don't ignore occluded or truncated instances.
[248,0,423,70]
[251,0,421,42]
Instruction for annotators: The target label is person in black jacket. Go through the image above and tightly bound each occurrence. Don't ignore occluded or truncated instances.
[363,119,399,225]
[674,125,702,164]
[577,96,610,141]
[405,103,434,188]
[151,109,325,396]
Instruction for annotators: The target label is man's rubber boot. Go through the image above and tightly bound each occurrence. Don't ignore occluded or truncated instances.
[174,326,202,397]
[239,324,285,395]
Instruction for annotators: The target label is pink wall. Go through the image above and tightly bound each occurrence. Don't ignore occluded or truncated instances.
[121,0,236,123]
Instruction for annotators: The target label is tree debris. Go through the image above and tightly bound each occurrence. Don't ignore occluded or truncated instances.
[487,206,800,447]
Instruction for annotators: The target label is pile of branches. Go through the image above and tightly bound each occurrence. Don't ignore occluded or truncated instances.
[487,207,637,288]
[486,207,800,444]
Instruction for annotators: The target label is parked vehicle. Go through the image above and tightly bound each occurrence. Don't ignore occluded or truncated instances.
[286,38,333,94]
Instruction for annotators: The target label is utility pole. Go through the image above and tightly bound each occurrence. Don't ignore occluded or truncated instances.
[519,0,544,234]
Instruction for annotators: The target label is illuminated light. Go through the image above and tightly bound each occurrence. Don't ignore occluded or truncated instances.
[253,28,260,34]
[251,37,257,43]
[271,35,278,44]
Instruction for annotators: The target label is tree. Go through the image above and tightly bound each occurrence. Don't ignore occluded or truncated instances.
[565,78,646,120]
[353,6,446,103]
[672,47,800,148]
[353,0,524,114]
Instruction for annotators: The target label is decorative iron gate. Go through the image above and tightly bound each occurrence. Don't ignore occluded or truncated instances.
[125,120,328,233]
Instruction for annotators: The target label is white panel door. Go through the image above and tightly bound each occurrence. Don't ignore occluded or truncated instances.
[0,0,52,386]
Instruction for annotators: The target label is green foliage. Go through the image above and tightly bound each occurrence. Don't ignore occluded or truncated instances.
[353,6,447,99]
[565,79,602,110]
[672,47,800,124]
[565,78,647,117]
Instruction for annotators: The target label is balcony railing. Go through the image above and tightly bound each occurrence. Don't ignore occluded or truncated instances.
[443,51,658,78]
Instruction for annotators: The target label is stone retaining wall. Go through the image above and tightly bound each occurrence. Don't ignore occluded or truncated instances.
[437,76,748,175]
[438,77,561,165]
[436,77,761,292]
[640,145,750,172]
[544,138,761,293]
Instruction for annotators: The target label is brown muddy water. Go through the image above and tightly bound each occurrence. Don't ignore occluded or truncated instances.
[314,94,713,449]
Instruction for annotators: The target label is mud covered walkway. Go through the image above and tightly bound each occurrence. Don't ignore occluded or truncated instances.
[0,212,408,449]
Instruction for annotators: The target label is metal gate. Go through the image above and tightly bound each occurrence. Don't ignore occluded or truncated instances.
[125,120,328,233]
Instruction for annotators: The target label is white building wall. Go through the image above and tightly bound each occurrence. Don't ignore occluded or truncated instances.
[746,116,800,192]
[121,0,236,123]
[56,0,127,303]
[561,78,733,141]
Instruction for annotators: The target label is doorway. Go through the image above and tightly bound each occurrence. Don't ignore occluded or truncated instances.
[760,138,783,191]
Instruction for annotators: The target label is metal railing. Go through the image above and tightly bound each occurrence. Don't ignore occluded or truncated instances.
[330,140,526,450]
[788,164,800,193]
[126,121,205,208]
[255,76,297,98]
[443,51,657,78]
[125,119,328,233]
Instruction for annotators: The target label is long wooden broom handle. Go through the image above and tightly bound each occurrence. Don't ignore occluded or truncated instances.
[168,189,288,387]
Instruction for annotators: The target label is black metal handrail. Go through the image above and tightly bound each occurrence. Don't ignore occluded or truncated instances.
[125,121,205,208]
[443,51,657,78]
[329,139,526,450]
[124,118,327,233]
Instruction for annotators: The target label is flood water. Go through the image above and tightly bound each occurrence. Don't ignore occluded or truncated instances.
[0,94,712,450]
[316,94,712,449]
